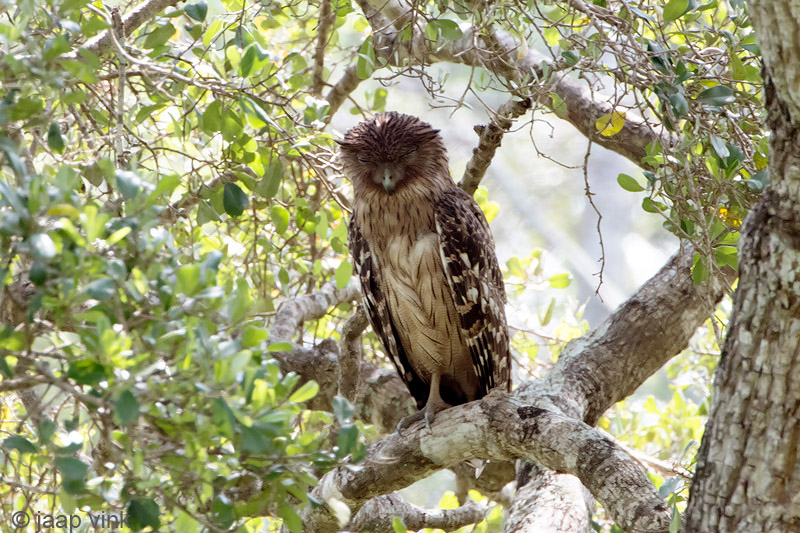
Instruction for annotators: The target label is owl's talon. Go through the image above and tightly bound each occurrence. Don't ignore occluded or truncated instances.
[396,411,426,435]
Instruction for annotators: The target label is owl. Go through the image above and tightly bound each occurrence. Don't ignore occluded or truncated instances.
[338,112,511,430]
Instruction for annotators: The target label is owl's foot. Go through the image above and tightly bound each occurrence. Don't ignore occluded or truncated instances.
[396,372,451,434]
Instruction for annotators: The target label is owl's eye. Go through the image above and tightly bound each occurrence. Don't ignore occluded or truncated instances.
[403,147,418,157]
[357,155,370,163]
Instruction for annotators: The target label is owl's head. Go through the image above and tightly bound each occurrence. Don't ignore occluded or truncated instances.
[336,112,447,195]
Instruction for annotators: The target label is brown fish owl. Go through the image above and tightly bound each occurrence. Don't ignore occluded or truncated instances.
[338,112,511,430]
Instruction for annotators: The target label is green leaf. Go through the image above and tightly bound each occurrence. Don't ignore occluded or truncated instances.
[550,93,568,119]
[116,170,142,199]
[68,359,108,385]
[629,6,656,21]
[642,197,667,213]
[228,278,253,323]
[335,260,353,289]
[197,200,220,225]
[30,233,56,259]
[38,420,56,444]
[561,50,579,66]
[242,325,268,348]
[267,342,293,352]
[143,22,176,49]
[114,390,140,426]
[617,173,644,192]
[271,205,289,233]
[426,19,463,42]
[709,134,729,159]
[55,456,88,492]
[691,253,707,284]
[2,435,37,454]
[256,159,283,198]
[223,182,249,217]
[289,380,319,403]
[548,273,571,289]
[202,100,223,133]
[55,457,88,480]
[84,277,115,300]
[663,0,689,22]
[336,424,359,457]
[506,257,526,278]
[696,85,735,106]
[715,245,738,270]
[0,136,26,176]
[177,264,201,295]
[221,109,244,142]
[670,507,681,533]
[669,93,689,117]
[332,395,355,424]
[10,96,44,121]
[128,498,161,530]
[240,45,256,77]
[356,39,375,80]
[240,425,272,453]
[211,495,235,529]
[47,122,66,154]
[185,1,207,21]
[279,503,303,533]
[29,261,47,286]
[540,297,555,326]
[392,517,408,533]
[43,35,71,61]
[147,173,181,202]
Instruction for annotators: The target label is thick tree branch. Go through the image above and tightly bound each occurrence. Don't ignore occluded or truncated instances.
[506,462,593,533]
[351,493,488,532]
[305,392,670,533]
[267,247,733,532]
[518,246,735,425]
[337,306,368,403]
[269,282,359,344]
[266,283,414,431]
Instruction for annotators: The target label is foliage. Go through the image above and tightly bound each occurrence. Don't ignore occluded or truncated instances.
[0,0,761,530]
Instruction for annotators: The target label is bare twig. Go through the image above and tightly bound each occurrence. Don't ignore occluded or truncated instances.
[459,97,533,194]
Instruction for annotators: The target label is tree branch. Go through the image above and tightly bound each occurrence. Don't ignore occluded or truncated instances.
[66,0,183,60]
[351,493,488,532]
[518,246,735,425]
[312,0,335,97]
[269,282,359,344]
[338,306,368,403]
[305,392,671,533]
[356,0,673,170]
[459,97,533,194]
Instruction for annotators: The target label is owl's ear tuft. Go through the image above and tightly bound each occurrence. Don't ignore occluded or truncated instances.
[334,139,352,147]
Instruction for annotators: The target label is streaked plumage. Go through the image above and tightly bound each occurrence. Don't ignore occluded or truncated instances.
[338,112,511,428]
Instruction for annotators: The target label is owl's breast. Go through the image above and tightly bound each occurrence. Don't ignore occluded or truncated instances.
[379,232,472,384]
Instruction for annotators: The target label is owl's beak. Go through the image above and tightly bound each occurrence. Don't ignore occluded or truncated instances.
[382,168,396,195]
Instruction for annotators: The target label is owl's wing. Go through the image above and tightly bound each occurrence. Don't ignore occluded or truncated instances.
[348,216,429,409]
[434,187,511,394]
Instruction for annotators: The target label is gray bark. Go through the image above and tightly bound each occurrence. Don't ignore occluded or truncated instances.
[684,3,800,531]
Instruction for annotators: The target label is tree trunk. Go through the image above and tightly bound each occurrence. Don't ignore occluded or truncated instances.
[685,3,800,531]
